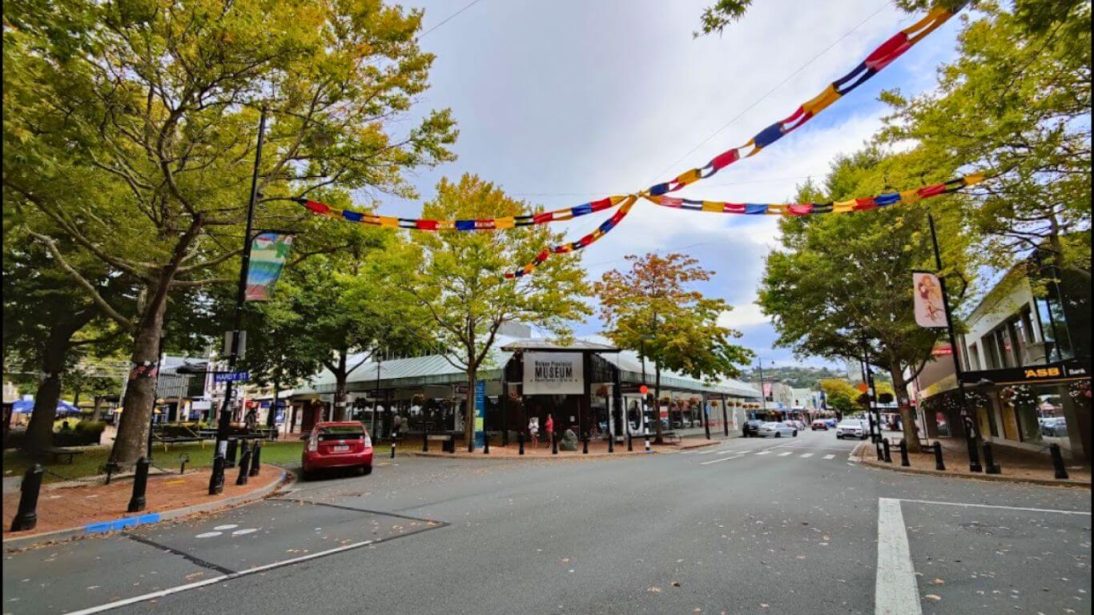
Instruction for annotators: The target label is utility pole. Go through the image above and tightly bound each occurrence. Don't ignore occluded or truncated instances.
[209,107,267,496]
[927,213,982,472]
[861,338,881,444]
[757,359,768,417]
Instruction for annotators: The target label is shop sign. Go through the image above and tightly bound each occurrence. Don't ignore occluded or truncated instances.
[960,359,1089,385]
[523,352,584,395]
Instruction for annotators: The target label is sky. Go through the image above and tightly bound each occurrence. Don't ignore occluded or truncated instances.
[371,0,966,368]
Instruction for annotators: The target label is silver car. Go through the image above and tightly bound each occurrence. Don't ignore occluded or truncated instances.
[835,420,868,439]
[757,421,797,438]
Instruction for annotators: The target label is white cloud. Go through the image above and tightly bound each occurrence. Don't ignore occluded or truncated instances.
[717,301,770,329]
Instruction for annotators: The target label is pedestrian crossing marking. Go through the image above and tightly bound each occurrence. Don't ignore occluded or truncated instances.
[700,455,745,466]
[823,454,835,460]
[799,453,813,458]
[755,451,771,455]
[778,452,792,457]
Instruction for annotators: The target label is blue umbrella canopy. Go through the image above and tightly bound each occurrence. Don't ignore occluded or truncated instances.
[12,397,81,415]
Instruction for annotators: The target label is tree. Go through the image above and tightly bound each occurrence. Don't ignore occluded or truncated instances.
[3,0,456,465]
[758,148,977,452]
[595,253,753,444]
[879,1,1091,279]
[819,378,858,417]
[407,175,592,451]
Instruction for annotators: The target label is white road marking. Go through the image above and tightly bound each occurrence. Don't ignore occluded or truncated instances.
[213,524,238,531]
[875,498,922,615]
[799,453,813,458]
[194,532,222,539]
[64,538,377,614]
[898,498,1092,516]
[696,448,725,455]
[232,528,258,536]
[700,455,745,466]
[755,451,771,456]
[823,454,835,460]
[777,452,792,457]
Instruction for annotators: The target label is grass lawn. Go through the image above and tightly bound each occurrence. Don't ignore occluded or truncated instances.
[3,440,303,484]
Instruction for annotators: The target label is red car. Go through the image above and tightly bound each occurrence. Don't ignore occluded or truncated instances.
[302,421,373,479]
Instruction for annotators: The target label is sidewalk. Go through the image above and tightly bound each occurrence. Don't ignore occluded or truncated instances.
[2,465,288,546]
[856,436,1091,487]
[409,435,720,459]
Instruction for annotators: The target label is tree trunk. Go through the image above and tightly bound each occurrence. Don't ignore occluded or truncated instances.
[465,369,476,452]
[111,296,167,467]
[333,352,349,421]
[890,367,922,453]
[653,366,664,444]
[91,396,103,422]
[23,314,92,456]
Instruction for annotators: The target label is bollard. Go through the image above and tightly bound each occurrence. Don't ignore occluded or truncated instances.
[982,442,1001,474]
[249,440,261,477]
[551,432,558,455]
[882,438,892,463]
[933,441,946,471]
[10,464,44,532]
[236,440,251,485]
[127,457,150,513]
[644,434,651,454]
[627,431,633,452]
[391,435,397,459]
[208,454,226,495]
[899,439,910,467]
[483,433,489,455]
[226,438,238,469]
[608,433,614,454]
[518,431,525,455]
[582,433,589,455]
[875,441,884,461]
[179,454,190,475]
[423,429,429,453]
[1049,443,1069,480]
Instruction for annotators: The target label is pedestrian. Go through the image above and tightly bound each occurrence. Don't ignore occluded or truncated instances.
[545,413,555,447]
[528,417,540,449]
[393,413,403,438]
[244,407,258,432]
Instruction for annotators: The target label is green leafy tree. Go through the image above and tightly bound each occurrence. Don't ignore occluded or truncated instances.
[880,1,1091,279]
[758,148,977,452]
[406,175,592,451]
[594,253,753,444]
[3,0,456,465]
[819,379,858,417]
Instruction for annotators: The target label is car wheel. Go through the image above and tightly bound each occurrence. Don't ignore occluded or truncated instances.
[360,464,372,476]
[774,433,781,438]
[301,468,314,481]
[793,430,798,437]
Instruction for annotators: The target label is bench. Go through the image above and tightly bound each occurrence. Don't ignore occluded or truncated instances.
[43,447,85,464]
[152,427,207,451]
[424,433,456,453]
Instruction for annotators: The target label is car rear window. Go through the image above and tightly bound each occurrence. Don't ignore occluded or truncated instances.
[318,425,364,440]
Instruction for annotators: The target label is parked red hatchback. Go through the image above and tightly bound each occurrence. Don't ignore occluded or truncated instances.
[302,421,373,479]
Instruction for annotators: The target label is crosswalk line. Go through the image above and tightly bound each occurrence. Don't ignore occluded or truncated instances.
[778,452,793,457]
[800,453,813,458]
[700,455,745,466]
[696,448,725,455]
[823,454,835,460]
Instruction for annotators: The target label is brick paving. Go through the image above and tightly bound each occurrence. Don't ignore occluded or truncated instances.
[2,466,283,538]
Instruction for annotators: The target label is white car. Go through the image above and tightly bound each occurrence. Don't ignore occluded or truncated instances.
[757,422,797,438]
[835,420,868,439]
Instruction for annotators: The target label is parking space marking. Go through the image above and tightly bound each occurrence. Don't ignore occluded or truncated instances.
[700,455,745,466]
[875,497,922,615]
[898,498,1092,516]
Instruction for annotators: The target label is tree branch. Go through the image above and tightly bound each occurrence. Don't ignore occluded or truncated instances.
[24,229,134,328]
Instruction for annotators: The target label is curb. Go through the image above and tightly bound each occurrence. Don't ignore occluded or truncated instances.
[3,468,291,551]
[853,449,1090,489]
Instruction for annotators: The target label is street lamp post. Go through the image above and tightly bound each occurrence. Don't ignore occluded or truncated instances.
[209,107,267,496]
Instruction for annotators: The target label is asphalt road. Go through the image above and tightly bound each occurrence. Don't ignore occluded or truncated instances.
[3,430,1090,615]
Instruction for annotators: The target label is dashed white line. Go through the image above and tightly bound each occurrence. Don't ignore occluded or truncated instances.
[777,452,792,457]
[755,451,771,456]
[898,499,1092,516]
[823,454,835,460]
[799,453,813,458]
[875,498,922,615]
[700,455,745,466]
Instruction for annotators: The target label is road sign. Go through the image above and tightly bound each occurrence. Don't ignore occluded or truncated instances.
[214,371,250,384]
[639,385,649,395]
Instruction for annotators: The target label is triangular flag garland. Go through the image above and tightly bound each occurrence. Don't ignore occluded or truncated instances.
[294,5,966,277]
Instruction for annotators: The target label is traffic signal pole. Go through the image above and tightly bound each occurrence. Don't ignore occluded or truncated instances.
[209,107,267,496]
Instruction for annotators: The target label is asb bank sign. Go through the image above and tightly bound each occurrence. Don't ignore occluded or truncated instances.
[523,352,584,395]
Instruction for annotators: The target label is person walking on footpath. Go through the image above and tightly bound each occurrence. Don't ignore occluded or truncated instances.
[545,414,555,449]
[529,417,540,449]
[393,413,403,439]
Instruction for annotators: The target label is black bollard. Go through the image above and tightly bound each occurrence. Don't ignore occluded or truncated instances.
[518,431,525,455]
[1049,443,1069,479]
[608,433,614,454]
[899,439,910,467]
[582,433,589,455]
[179,454,189,475]
[423,429,429,453]
[627,431,633,452]
[249,440,262,477]
[128,457,150,513]
[226,438,238,469]
[391,435,397,459]
[933,441,946,471]
[966,434,983,473]
[882,438,892,463]
[236,440,251,486]
[982,442,1001,474]
[875,441,884,461]
[483,433,489,455]
[10,464,44,532]
[551,432,558,455]
[208,454,226,495]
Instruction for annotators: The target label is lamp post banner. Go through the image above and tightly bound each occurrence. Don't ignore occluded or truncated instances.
[523,352,584,395]
[245,232,294,301]
[913,272,948,328]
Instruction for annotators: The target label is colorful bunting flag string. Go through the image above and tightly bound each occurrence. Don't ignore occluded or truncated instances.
[505,195,638,279]
[644,173,985,216]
